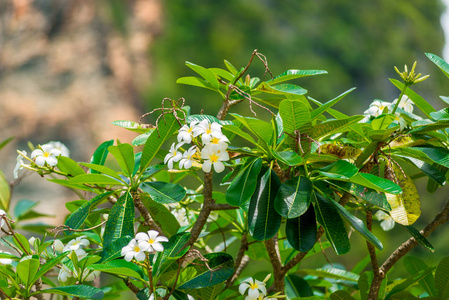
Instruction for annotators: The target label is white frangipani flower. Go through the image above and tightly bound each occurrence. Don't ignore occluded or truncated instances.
[164,142,183,170]
[179,146,198,169]
[239,277,267,299]
[44,141,70,157]
[64,236,90,252]
[374,211,395,231]
[363,100,391,118]
[393,112,407,130]
[177,121,198,144]
[193,119,224,145]
[80,269,101,282]
[136,230,168,253]
[0,209,6,228]
[392,95,414,114]
[14,150,29,179]
[31,144,61,167]
[148,294,155,300]
[52,240,65,252]
[121,239,148,262]
[201,143,229,173]
[58,265,73,282]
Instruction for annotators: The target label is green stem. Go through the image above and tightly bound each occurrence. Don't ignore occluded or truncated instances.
[390,82,409,115]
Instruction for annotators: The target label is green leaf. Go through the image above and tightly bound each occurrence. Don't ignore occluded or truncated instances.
[224,59,239,76]
[140,113,179,172]
[209,67,234,81]
[0,136,13,151]
[285,273,314,298]
[99,235,132,262]
[279,99,311,134]
[13,233,31,255]
[69,174,124,186]
[32,252,69,284]
[140,181,186,204]
[312,115,364,139]
[329,181,391,210]
[311,88,356,120]
[230,113,274,147]
[258,82,307,95]
[186,114,233,126]
[275,176,312,219]
[103,192,135,248]
[267,69,327,85]
[435,257,449,299]
[178,253,234,289]
[79,163,122,180]
[112,120,153,133]
[225,158,263,206]
[390,79,435,118]
[153,232,191,278]
[350,173,402,194]
[401,158,446,186]
[222,124,258,147]
[32,285,104,299]
[371,114,395,130]
[0,170,10,211]
[88,260,143,279]
[141,194,180,237]
[426,52,449,79]
[410,119,449,134]
[17,256,40,287]
[56,156,85,177]
[65,192,114,234]
[404,256,436,296]
[273,150,303,166]
[386,266,435,298]
[320,193,383,250]
[108,144,135,177]
[46,179,95,192]
[90,140,114,174]
[248,168,282,241]
[177,76,218,91]
[318,160,358,180]
[286,204,317,252]
[330,290,356,300]
[185,61,219,89]
[313,193,350,255]
[298,267,359,282]
[132,131,154,146]
[403,225,435,253]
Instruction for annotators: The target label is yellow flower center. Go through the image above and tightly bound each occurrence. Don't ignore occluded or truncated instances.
[209,154,219,163]
[250,282,259,289]
[211,137,220,144]
[149,239,155,244]
[43,152,50,157]
[134,245,140,252]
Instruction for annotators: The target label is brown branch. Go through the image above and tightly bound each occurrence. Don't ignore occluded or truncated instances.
[379,197,449,277]
[226,234,248,288]
[133,190,163,233]
[209,203,239,211]
[366,208,381,299]
[264,235,284,292]
[123,278,140,294]
[227,255,250,288]
[185,172,214,248]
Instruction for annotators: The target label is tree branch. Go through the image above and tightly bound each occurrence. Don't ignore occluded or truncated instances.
[226,234,249,288]
[366,208,381,299]
[133,190,163,233]
[264,235,284,292]
[379,197,449,277]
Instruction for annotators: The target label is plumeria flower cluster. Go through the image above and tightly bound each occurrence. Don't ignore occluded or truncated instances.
[164,119,230,173]
[360,96,414,130]
[14,141,70,178]
[52,236,100,282]
[239,274,271,300]
[121,230,168,262]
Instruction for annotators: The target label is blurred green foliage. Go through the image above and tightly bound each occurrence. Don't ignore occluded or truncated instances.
[146,0,445,115]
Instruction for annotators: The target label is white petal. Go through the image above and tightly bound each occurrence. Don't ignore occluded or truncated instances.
[45,156,58,166]
[151,242,164,252]
[136,232,149,241]
[239,283,250,295]
[202,160,212,173]
[248,288,260,299]
[124,251,135,262]
[31,149,44,158]
[213,161,225,173]
[135,251,146,261]
[156,235,169,243]
[34,156,46,167]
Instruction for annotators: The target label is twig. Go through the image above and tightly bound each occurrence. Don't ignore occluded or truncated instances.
[52,220,107,236]
[123,278,140,294]
[133,190,163,233]
[209,203,239,211]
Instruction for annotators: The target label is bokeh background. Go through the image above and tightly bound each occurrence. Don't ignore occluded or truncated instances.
[1,0,449,282]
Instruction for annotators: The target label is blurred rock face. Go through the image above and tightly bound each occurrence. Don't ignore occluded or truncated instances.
[0,0,161,223]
